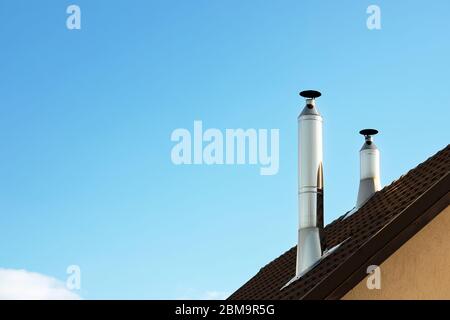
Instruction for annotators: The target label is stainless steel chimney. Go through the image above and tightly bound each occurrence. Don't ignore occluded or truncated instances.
[296,90,324,276]
[356,129,381,208]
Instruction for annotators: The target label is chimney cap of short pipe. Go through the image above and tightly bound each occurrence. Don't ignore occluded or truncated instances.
[359,129,378,136]
[300,90,322,99]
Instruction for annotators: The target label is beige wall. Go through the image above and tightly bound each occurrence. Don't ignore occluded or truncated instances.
[343,205,450,300]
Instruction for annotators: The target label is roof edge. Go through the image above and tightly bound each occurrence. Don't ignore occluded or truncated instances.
[302,171,450,300]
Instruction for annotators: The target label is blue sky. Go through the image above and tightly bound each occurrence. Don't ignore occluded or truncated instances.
[0,0,449,299]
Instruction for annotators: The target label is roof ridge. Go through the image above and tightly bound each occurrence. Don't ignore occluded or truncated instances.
[326,144,450,227]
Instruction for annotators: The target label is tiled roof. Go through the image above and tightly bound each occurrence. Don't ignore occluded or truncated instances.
[229,145,450,300]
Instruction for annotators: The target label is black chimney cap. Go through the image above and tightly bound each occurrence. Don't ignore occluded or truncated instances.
[359,129,379,136]
[300,90,322,99]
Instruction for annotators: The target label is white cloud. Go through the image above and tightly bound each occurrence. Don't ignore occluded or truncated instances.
[176,288,230,300]
[0,268,80,300]
[201,291,230,300]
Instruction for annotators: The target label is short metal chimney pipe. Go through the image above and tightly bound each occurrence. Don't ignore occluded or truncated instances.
[356,129,381,208]
[296,90,324,277]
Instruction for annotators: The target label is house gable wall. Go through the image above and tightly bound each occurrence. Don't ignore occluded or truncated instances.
[343,205,450,300]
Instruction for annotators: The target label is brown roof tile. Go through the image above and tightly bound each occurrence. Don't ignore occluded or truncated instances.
[228,145,450,300]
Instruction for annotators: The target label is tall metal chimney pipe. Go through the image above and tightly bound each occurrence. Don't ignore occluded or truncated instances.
[356,129,381,208]
[296,90,324,276]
